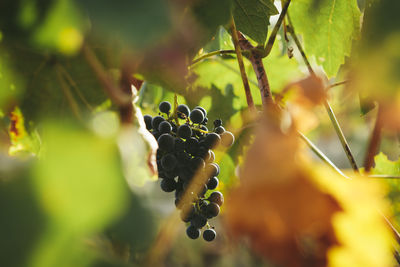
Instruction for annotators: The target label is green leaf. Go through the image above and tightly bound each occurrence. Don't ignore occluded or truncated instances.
[233,0,278,44]
[371,153,400,176]
[79,0,172,49]
[289,0,361,77]
[191,0,233,46]
[33,0,85,55]
[371,153,400,225]
[33,122,129,232]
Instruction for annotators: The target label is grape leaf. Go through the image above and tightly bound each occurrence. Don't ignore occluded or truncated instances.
[289,0,361,77]
[233,0,278,44]
[371,153,400,225]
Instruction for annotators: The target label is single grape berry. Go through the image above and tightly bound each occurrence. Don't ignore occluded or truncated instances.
[205,202,220,218]
[185,137,199,155]
[220,131,235,147]
[194,106,207,117]
[205,163,219,177]
[208,191,224,206]
[204,133,221,149]
[186,225,201,239]
[214,126,225,134]
[213,119,222,128]
[160,178,177,192]
[144,115,153,130]
[161,153,177,171]
[191,214,207,229]
[203,229,216,242]
[174,138,185,151]
[207,176,219,190]
[158,121,172,134]
[177,104,190,119]
[157,133,175,152]
[152,116,165,130]
[159,101,171,114]
[190,109,204,124]
[177,124,192,139]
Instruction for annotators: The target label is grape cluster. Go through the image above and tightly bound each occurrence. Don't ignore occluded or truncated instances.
[144,101,234,241]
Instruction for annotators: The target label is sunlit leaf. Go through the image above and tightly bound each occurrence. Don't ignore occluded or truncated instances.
[289,0,361,77]
[233,0,278,44]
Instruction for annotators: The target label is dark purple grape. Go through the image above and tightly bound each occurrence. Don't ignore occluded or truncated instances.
[174,138,185,151]
[191,214,207,228]
[160,178,176,192]
[207,176,219,190]
[177,104,190,119]
[177,124,192,139]
[204,133,221,149]
[190,109,204,124]
[208,191,224,206]
[194,106,207,117]
[144,115,153,130]
[185,137,199,155]
[158,121,172,134]
[152,116,165,130]
[186,225,201,239]
[205,163,219,177]
[161,153,177,171]
[214,126,225,134]
[205,202,220,218]
[213,119,222,128]
[203,229,216,242]
[157,133,175,152]
[159,101,171,114]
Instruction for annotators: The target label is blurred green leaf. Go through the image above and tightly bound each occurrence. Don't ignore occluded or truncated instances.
[0,49,24,109]
[79,0,171,49]
[33,122,129,232]
[191,0,232,46]
[33,0,84,54]
[233,0,278,44]
[289,0,361,77]
[0,175,47,267]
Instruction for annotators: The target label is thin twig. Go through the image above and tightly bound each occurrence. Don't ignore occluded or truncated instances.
[327,80,349,90]
[286,14,314,75]
[298,132,349,179]
[364,105,383,172]
[190,49,237,65]
[57,65,94,111]
[287,13,359,173]
[55,65,81,120]
[82,44,131,106]
[264,0,292,56]
[237,32,274,107]
[230,18,255,111]
[368,175,400,179]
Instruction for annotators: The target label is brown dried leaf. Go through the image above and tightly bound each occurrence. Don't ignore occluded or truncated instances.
[225,116,341,267]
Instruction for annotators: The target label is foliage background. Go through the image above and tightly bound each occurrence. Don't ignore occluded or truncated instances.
[1,0,400,266]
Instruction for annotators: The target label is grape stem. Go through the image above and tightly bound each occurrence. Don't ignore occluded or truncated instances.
[264,0,292,57]
[230,17,256,111]
[286,13,359,173]
[236,32,275,108]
